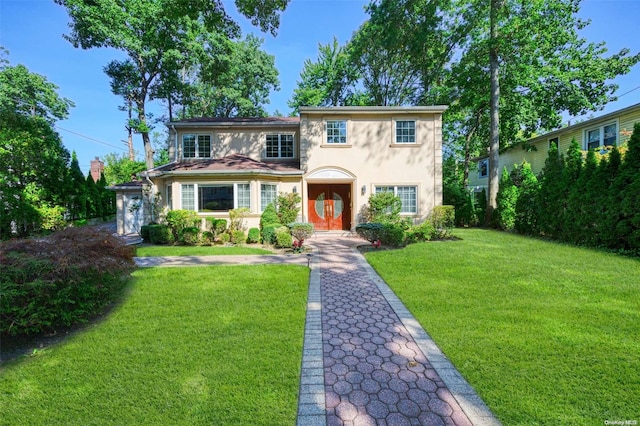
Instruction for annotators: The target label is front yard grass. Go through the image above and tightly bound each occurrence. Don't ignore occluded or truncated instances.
[0,265,308,425]
[365,228,639,425]
[135,244,273,257]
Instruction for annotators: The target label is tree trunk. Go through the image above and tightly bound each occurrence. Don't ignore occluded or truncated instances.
[486,0,501,225]
[136,99,154,169]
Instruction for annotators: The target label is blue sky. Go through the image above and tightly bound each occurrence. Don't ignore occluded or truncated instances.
[1,0,639,174]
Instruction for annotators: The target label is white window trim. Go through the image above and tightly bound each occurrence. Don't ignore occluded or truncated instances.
[374,185,419,215]
[181,182,251,212]
[264,134,295,159]
[583,120,618,150]
[393,119,417,144]
[324,119,349,145]
[260,182,279,212]
[478,159,489,178]
[182,134,212,159]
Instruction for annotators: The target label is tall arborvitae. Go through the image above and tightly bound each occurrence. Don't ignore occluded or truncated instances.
[536,144,565,238]
[85,174,102,219]
[97,172,115,218]
[514,162,539,235]
[619,122,640,249]
[567,149,597,244]
[495,167,518,231]
[67,151,87,220]
[559,138,583,241]
[601,148,623,249]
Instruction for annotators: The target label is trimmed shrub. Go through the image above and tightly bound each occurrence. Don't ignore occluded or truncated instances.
[367,191,402,223]
[380,222,406,246]
[182,227,200,246]
[405,221,436,243]
[206,217,227,239]
[140,225,151,242]
[288,222,314,242]
[261,223,280,245]
[355,223,385,243]
[428,205,455,239]
[201,231,215,245]
[247,228,260,244]
[229,208,249,232]
[166,210,199,240]
[231,230,246,245]
[260,203,279,229]
[274,226,292,248]
[0,227,135,336]
[148,224,174,244]
[219,233,231,244]
[495,167,518,230]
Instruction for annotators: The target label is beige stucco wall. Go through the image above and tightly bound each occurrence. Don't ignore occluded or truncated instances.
[170,124,300,162]
[300,108,445,226]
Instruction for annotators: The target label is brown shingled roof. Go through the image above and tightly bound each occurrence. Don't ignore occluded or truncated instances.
[170,116,300,124]
[151,154,302,175]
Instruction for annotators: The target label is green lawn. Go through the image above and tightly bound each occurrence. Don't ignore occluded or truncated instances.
[135,244,273,257]
[0,265,308,425]
[365,228,640,425]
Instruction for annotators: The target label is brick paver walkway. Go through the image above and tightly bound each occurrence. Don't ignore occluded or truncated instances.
[298,234,500,426]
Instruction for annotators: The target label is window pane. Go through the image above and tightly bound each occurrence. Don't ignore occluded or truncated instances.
[266,134,279,158]
[396,121,416,143]
[199,185,233,211]
[198,135,211,158]
[181,184,195,210]
[587,128,600,150]
[479,160,488,178]
[327,120,347,144]
[261,183,277,211]
[236,183,251,209]
[183,135,196,158]
[281,135,294,157]
[604,123,617,146]
[397,186,417,214]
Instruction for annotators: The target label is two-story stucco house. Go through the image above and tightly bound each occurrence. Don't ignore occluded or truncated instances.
[112,106,448,235]
[468,102,640,192]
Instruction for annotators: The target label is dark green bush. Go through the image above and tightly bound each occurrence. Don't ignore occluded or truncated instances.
[260,203,279,229]
[148,224,174,245]
[247,228,260,244]
[201,231,214,245]
[261,223,280,244]
[1,227,135,336]
[274,226,293,248]
[206,217,227,239]
[140,225,151,242]
[166,210,199,240]
[231,230,246,245]
[355,223,384,243]
[380,222,406,246]
[182,227,200,245]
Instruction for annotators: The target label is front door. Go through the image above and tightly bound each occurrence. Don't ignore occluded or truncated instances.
[308,184,351,231]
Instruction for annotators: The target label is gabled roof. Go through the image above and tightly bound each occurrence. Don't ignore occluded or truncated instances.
[108,180,145,191]
[148,154,302,177]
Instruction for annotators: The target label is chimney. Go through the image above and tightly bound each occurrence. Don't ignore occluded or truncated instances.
[90,156,104,183]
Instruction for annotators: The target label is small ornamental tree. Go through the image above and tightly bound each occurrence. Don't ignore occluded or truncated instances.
[276,192,301,225]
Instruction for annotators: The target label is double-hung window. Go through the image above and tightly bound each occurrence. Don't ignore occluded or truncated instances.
[375,186,418,214]
[266,134,294,158]
[395,120,416,143]
[326,120,347,144]
[260,183,278,212]
[181,183,250,211]
[182,134,211,159]
[585,122,617,150]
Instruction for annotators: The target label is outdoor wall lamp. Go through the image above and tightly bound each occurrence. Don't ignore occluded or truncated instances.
[293,186,297,193]
[361,185,367,195]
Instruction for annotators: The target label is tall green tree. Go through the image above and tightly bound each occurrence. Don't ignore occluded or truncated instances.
[449,0,640,221]
[0,55,73,237]
[56,0,289,169]
[288,37,361,113]
[67,152,87,220]
[185,34,279,118]
[103,152,147,186]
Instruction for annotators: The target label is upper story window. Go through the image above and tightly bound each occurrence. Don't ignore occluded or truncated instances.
[395,120,416,143]
[183,134,211,159]
[585,122,617,150]
[326,120,347,144]
[266,134,294,158]
[478,159,489,178]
